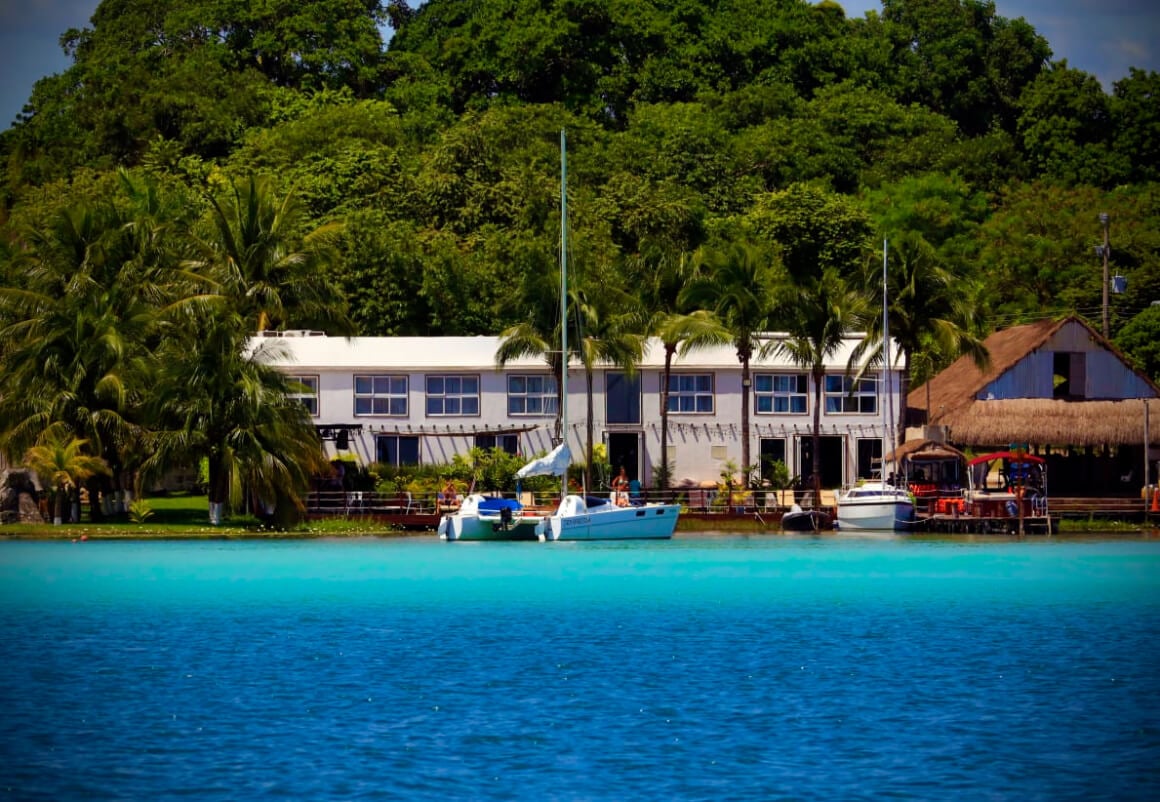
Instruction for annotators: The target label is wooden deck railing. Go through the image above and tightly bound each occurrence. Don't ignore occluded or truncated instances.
[304,489,1155,522]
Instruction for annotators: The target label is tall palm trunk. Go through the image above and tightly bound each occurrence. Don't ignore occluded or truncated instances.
[897,350,912,449]
[738,343,752,483]
[812,365,824,506]
[660,344,676,488]
[53,482,66,525]
[585,367,595,491]
[208,455,229,525]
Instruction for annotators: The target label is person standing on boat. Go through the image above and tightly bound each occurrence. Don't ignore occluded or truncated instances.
[612,467,630,506]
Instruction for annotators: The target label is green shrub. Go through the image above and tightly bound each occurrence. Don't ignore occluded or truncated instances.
[128,499,155,523]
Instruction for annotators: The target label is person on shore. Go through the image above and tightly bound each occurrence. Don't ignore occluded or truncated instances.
[441,479,458,509]
[612,467,630,506]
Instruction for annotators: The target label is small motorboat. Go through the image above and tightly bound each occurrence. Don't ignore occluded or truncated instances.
[780,504,832,532]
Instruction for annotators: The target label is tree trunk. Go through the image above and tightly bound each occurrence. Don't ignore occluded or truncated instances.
[585,367,594,492]
[85,476,104,522]
[53,483,65,525]
[812,366,824,507]
[898,350,912,449]
[208,456,229,525]
[659,345,675,488]
[739,345,751,484]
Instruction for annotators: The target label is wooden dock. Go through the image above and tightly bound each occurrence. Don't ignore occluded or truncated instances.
[913,513,1059,535]
[305,490,1153,533]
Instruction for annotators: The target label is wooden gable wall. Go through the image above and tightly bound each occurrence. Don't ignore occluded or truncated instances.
[980,319,1158,402]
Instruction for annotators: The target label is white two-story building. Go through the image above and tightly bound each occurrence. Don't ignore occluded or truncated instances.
[255,331,904,489]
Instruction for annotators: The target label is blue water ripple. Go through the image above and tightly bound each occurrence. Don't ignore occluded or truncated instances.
[1,536,1158,801]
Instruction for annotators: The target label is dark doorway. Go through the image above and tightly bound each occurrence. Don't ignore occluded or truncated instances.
[759,438,788,484]
[607,431,641,482]
[798,435,844,488]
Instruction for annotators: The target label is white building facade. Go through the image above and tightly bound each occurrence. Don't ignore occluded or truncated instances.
[255,331,905,490]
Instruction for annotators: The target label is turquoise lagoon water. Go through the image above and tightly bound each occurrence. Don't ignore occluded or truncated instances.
[1,535,1158,801]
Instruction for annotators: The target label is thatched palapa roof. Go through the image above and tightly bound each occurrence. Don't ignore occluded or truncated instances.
[884,439,966,465]
[939,398,1158,447]
[910,316,1160,447]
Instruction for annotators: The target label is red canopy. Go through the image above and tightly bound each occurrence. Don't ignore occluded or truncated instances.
[966,451,1046,467]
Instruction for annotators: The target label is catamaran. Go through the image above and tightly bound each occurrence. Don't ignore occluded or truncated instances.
[436,493,541,541]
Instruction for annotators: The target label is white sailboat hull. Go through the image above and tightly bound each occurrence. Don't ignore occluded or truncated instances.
[834,499,914,531]
[536,495,680,541]
[835,483,915,531]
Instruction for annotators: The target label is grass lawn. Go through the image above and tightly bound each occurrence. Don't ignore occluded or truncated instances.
[0,493,417,539]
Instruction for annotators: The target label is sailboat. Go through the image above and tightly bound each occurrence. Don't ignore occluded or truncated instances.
[534,130,681,542]
[834,240,916,532]
[438,445,571,540]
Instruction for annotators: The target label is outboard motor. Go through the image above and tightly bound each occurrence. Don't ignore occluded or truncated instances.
[499,504,513,530]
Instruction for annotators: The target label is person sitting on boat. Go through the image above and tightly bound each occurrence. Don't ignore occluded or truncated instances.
[440,479,459,510]
[612,467,630,506]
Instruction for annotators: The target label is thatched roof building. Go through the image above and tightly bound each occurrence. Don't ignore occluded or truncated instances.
[910,316,1159,448]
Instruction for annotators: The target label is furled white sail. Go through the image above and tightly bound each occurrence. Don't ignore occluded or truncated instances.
[515,443,572,478]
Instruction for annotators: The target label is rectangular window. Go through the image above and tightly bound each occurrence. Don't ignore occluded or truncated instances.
[507,375,558,416]
[287,374,319,417]
[475,434,519,455]
[375,435,420,466]
[606,372,641,425]
[666,374,714,414]
[425,375,480,416]
[354,375,408,416]
[754,374,808,414]
[824,375,878,414]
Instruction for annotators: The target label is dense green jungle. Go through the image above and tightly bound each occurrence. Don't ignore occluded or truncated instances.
[0,0,1157,521]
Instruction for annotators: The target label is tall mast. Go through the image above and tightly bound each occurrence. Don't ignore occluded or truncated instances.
[883,238,893,478]
[560,129,569,499]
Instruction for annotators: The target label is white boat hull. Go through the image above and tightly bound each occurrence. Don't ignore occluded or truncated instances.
[438,513,541,541]
[835,483,915,531]
[536,495,680,541]
[834,499,915,531]
[438,494,541,541]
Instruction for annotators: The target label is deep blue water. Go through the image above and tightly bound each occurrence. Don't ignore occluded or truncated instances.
[2,535,1159,801]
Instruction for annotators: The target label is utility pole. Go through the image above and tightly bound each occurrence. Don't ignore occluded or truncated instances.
[1099,212,1110,338]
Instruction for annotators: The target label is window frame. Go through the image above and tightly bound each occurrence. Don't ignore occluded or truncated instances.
[425,374,480,417]
[375,434,420,467]
[286,374,320,417]
[823,374,878,414]
[754,373,808,415]
[354,374,409,417]
[666,373,715,414]
[475,433,519,455]
[507,374,559,417]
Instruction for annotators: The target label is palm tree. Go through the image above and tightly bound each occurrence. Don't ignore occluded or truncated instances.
[495,253,565,436]
[631,244,730,488]
[0,173,186,518]
[143,316,329,525]
[654,311,732,486]
[569,282,645,490]
[191,174,353,334]
[680,243,780,479]
[772,268,871,506]
[23,426,110,524]
[853,233,990,449]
